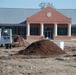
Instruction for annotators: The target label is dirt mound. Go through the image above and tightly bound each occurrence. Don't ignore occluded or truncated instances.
[18,40,66,57]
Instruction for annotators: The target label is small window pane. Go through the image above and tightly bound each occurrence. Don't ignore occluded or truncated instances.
[58,28,67,35]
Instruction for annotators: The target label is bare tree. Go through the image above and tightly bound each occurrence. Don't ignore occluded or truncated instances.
[39,2,46,9]
[39,2,55,9]
[45,2,51,7]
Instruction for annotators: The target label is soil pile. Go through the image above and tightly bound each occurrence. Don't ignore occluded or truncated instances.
[18,40,66,57]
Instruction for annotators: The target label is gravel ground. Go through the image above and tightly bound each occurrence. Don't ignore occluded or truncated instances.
[0,57,76,75]
[0,41,76,75]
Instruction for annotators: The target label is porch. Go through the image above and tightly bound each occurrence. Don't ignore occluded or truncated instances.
[26,23,72,40]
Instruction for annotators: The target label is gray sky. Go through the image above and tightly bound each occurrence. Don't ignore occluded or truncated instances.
[0,0,76,9]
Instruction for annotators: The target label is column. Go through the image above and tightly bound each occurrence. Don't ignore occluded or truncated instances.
[68,24,71,36]
[27,23,30,36]
[54,23,57,36]
[40,23,44,36]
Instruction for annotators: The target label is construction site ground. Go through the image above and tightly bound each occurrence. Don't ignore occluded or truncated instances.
[0,40,76,75]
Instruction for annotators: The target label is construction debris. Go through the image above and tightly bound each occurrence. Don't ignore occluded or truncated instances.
[12,35,28,47]
[18,36,28,47]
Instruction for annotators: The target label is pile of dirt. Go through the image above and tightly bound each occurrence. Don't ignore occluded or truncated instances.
[18,40,66,57]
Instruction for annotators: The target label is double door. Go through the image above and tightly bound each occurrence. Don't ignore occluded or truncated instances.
[44,27,53,39]
[45,31,51,39]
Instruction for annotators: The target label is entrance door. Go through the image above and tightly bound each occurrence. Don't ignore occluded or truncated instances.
[44,27,53,39]
[45,31,51,39]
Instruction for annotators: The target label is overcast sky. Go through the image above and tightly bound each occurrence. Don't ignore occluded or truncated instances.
[0,0,76,9]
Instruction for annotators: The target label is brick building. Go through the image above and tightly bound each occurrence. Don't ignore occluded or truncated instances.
[0,6,76,40]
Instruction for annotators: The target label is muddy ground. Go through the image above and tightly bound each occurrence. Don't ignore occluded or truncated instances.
[0,41,76,75]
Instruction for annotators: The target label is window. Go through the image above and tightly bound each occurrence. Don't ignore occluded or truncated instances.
[11,27,16,35]
[2,29,10,36]
[30,27,38,35]
[18,27,26,35]
[71,27,76,36]
[58,28,67,35]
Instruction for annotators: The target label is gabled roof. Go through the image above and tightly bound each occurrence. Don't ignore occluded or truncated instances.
[0,7,76,25]
[0,8,41,24]
[57,9,76,25]
[27,7,71,24]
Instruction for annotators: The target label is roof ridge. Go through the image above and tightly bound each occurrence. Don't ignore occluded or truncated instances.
[57,9,76,10]
[0,7,40,10]
[0,7,76,10]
